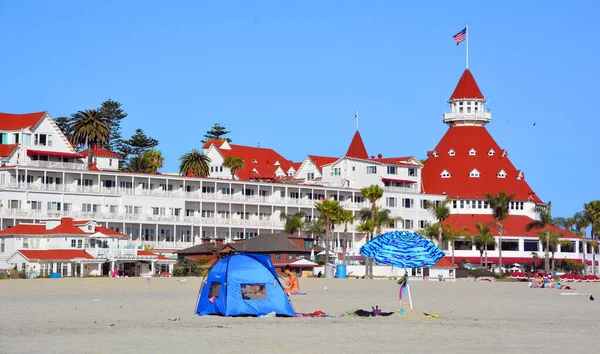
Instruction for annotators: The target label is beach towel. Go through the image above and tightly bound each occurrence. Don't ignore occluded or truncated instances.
[397,274,407,300]
[353,309,395,317]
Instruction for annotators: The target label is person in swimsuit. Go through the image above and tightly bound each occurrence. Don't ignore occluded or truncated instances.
[282,265,299,295]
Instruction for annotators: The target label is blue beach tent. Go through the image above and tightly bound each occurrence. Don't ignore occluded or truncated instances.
[195,253,295,317]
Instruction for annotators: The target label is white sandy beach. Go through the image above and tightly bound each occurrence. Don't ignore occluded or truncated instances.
[0,277,598,354]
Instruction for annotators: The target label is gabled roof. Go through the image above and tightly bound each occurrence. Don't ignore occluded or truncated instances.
[79,147,120,158]
[17,249,95,261]
[432,258,458,268]
[449,69,484,100]
[307,155,338,172]
[213,143,297,181]
[177,243,228,255]
[0,144,18,158]
[202,139,227,149]
[345,131,369,159]
[234,233,307,253]
[0,112,46,130]
[421,126,542,202]
[0,218,128,238]
[443,214,579,239]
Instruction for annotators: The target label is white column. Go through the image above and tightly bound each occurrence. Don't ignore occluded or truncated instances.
[169,263,174,275]
[97,263,102,276]
[150,261,155,276]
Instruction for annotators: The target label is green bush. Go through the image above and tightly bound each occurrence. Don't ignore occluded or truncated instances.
[197,258,212,266]
[173,267,186,277]
[468,268,499,279]
[316,260,325,265]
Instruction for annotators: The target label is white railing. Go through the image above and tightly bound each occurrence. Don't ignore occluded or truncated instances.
[23,160,87,171]
[87,248,139,258]
[383,186,419,194]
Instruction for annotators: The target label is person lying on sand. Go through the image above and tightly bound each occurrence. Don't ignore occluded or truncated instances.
[282,265,299,296]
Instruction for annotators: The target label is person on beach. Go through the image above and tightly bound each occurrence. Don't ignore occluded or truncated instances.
[282,265,299,296]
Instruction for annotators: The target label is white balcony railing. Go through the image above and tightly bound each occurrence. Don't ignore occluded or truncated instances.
[23,160,87,171]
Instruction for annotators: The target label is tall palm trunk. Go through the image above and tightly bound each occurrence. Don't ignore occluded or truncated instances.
[368,201,376,279]
[593,245,596,276]
[451,240,455,265]
[498,222,503,274]
[342,224,348,265]
[437,222,443,250]
[86,139,95,168]
[581,238,587,275]
[325,216,331,267]
[544,230,550,273]
[479,249,483,268]
[551,250,556,274]
[484,243,489,269]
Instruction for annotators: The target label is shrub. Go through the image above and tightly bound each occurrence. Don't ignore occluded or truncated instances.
[197,258,212,266]
[468,268,499,279]
[316,260,325,266]
[173,267,186,277]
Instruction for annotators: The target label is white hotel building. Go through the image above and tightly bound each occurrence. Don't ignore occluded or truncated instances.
[0,68,595,272]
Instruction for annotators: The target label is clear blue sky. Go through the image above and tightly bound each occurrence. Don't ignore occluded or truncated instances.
[1,1,598,218]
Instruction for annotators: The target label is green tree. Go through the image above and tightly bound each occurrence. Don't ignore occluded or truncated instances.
[141,149,164,174]
[556,212,591,274]
[584,200,600,275]
[337,209,354,265]
[444,224,471,265]
[315,199,342,266]
[222,156,245,179]
[179,148,211,176]
[117,128,159,170]
[358,207,402,236]
[525,201,560,273]
[69,109,110,168]
[54,116,72,142]
[98,99,127,152]
[360,184,384,279]
[202,123,232,143]
[280,212,305,236]
[127,155,149,173]
[485,191,515,274]
[473,222,495,268]
[537,230,570,274]
[424,199,451,249]
[419,222,442,242]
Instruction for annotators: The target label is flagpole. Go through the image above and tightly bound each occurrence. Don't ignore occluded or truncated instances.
[355,109,359,131]
[466,22,469,69]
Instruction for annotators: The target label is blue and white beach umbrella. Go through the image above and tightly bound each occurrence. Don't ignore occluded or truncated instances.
[360,230,445,309]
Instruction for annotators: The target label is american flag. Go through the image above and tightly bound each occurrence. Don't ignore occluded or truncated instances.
[453,28,466,45]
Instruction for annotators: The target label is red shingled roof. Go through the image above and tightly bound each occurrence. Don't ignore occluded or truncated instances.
[308,155,338,172]
[0,218,127,238]
[215,143,296,181]
[0,144,18,158]
[18,249,95,261]
[0,112,46,130]
[137,250,172,260]
[345,131,368,159]
[443,214,579,239]
[449,69,484,100]
[79,146,120,158]
[432,258,458,268]
[202,139,227,149]
[421,126,541,202]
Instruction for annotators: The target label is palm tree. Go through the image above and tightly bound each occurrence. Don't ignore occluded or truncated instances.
[128,155,150,173]
[473,222,495,268]
[485,191,515,274]
[419,222,442,242]
[360,185,384,279]
[444,224,471,265]
[424,199,451,249]
[537,230,569,274]
[337,209,354,265]
[141,149,164,174]
[179,148,211,176]
[69,109,110,168]
[557,212,591,275]
[584,200,600,275]
[525,201,560,273]
[280,212,305,236]
[222,156,245,179]
[315,199,342,266]
[357,207,402,236]
[357,219,376,273]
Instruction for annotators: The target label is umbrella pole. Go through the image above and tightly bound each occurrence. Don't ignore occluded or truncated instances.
[407,280,413,310]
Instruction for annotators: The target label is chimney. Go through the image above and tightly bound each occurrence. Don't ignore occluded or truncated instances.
[370,155,375,160]
[89,162,100,171]
[378,153,382,159]
[187,169,195,177]
[267,160,271,168]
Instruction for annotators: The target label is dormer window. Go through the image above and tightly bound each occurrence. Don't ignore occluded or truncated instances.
[488,149,495,156]
[274,160,281,166]
[501,150,507,157]
[517,171,524,180]
[252,159,258,163]
[469,168,480,178]
[469,149,476,156]
[440,169,451,178]
[448,149,455,156]
[497,169,507,178]
[433,151,439,157]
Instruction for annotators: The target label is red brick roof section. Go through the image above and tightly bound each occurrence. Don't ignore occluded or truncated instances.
[0,218,128,238]
[449,69,484,100]
[0,144,18,157]
[421,126,541,202]
[218,144,295,181]
[18,249,95,261]
[308,155,338,172]
[345,131,369,159]
[79,147,120,158]
[0,112,46,130]
[443,214,579,239]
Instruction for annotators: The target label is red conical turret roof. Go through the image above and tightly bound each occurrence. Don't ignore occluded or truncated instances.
[450,69,484,100]
[345,131,368,159]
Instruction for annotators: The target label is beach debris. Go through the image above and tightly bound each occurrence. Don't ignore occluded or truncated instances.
[590,295,595,301]
[93,299,102,302]
[560,292,593,296]
[259,311,276,318]
[169,318,180,321]
[109,324,115,327]
[178,279,187,283]
[205,325,228,329]
[399,308,405,315]
[423,313,440,318]
[324,286,327,291]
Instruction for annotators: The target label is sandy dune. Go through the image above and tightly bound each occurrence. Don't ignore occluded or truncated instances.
[0,277,598,353]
